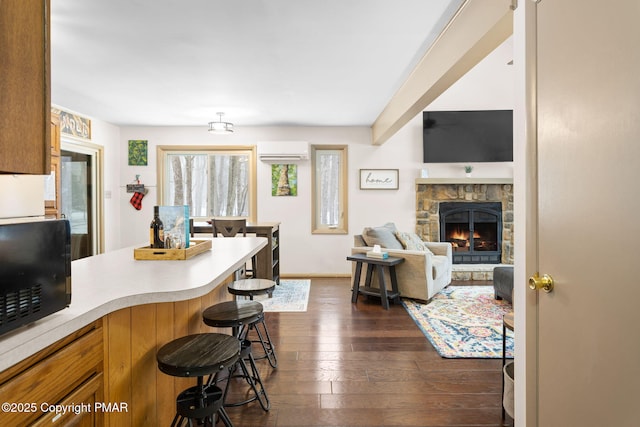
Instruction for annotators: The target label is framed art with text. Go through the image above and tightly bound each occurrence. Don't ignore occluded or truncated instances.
[359,169,399,190]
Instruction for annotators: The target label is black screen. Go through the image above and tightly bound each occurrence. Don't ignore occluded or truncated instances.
[422,110,513,163]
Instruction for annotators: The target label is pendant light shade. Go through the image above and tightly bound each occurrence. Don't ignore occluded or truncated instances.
[208,112,234,134]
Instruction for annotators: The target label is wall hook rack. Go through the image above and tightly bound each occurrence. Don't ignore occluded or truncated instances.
[126,175,145,193]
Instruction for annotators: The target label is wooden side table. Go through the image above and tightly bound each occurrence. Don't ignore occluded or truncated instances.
[347,253,404,310]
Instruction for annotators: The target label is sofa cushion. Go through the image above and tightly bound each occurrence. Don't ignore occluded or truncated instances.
[362,223,404,249]
[394,231,434,254]
[354,235,367,247]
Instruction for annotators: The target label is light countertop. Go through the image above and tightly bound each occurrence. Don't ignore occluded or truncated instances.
[0,236,266,372]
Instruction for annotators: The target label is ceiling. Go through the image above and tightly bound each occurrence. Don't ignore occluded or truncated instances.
[50,0,465,128]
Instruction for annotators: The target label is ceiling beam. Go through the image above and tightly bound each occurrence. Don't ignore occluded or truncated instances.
[371,0,513,145]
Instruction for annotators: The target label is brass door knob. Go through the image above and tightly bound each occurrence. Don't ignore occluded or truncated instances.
[529,273,554,293]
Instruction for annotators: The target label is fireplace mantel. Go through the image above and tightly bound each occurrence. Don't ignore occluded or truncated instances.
[416,177,513,185]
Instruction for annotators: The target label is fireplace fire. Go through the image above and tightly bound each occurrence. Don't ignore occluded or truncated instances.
[416,181,513,265]
[439,202,502,264]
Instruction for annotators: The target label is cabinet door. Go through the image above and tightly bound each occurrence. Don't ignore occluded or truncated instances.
[0,0,51,174]
[0,325,103,426]
[31,373,104,427]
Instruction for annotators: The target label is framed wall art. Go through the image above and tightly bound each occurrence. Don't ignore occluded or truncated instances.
[272,164,298,196]
[128,140,148,166]
[359,169,399,190]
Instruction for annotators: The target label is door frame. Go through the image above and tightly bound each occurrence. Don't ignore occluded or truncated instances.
[60,138,105,255]
[514,1,541,425]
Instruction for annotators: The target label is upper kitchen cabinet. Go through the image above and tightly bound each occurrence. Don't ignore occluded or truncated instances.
[0,0,51,175]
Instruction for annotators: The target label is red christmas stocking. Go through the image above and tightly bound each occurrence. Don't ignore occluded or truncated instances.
[130,191,144,210]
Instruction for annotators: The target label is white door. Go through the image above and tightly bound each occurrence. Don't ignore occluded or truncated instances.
[525,1,640,425]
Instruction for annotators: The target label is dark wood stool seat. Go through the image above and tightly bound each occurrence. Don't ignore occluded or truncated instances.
[157,333,240,427]
[227,278,276,300]
[203,300,278,368]
[203,300,263,335]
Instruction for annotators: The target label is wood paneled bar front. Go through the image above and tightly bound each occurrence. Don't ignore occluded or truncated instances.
[0,237,266,426]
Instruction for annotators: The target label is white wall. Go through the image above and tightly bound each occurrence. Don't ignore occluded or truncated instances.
[89,118,121,253]
[117,119,512,276]
[55,36,515,276]
[117,125,419,276]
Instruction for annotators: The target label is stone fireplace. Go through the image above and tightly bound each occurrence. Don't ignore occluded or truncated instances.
[415,178,513,279]
[440,201,503,264]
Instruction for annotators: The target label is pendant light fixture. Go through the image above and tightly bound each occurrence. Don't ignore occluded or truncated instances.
[208,112,234,134]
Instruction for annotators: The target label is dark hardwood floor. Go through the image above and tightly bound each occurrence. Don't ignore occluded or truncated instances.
[224,277,514,427]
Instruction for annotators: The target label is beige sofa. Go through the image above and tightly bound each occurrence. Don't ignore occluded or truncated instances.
[352,231,452,302]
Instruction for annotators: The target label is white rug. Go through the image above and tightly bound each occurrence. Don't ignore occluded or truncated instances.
[255,279,310,312]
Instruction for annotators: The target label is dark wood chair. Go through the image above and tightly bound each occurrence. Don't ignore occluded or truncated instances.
[211,218,256,278]
[212,219,248,238]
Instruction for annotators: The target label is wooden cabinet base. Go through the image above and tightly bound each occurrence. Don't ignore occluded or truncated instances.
[0,322,103,426]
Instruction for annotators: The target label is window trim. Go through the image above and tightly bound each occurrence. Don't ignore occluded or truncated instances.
[156,145,257,223]
[311,144,348,234]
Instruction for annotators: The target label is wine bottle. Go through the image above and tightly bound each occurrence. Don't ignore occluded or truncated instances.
[150,206,164,248]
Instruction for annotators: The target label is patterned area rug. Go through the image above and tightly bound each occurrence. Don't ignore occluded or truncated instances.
[256,279,310,312]
[402,286,514,358]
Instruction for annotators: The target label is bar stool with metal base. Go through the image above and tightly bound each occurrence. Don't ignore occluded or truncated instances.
[156,333,240,427]
[227,278,276,301]
[225,279,278,368]
[203,300,277,368]
[202,301,272,410]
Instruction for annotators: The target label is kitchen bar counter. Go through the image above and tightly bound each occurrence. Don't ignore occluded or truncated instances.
[0,236,266,372]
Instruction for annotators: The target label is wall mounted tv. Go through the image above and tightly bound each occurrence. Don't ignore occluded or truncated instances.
[422,110,513,163]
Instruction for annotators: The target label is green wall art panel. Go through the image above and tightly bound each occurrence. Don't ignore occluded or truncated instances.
[128,140,148,166]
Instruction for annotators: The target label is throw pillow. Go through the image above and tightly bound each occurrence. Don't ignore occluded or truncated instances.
[394,231,433,254]
[362,223,404,249]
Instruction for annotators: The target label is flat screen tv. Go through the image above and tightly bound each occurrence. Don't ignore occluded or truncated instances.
[422,110,513,163]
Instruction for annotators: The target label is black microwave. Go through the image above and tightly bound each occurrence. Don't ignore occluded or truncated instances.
[0,220,71,336]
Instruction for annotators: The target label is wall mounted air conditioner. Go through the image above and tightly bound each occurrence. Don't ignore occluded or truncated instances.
[258,141,309,162]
